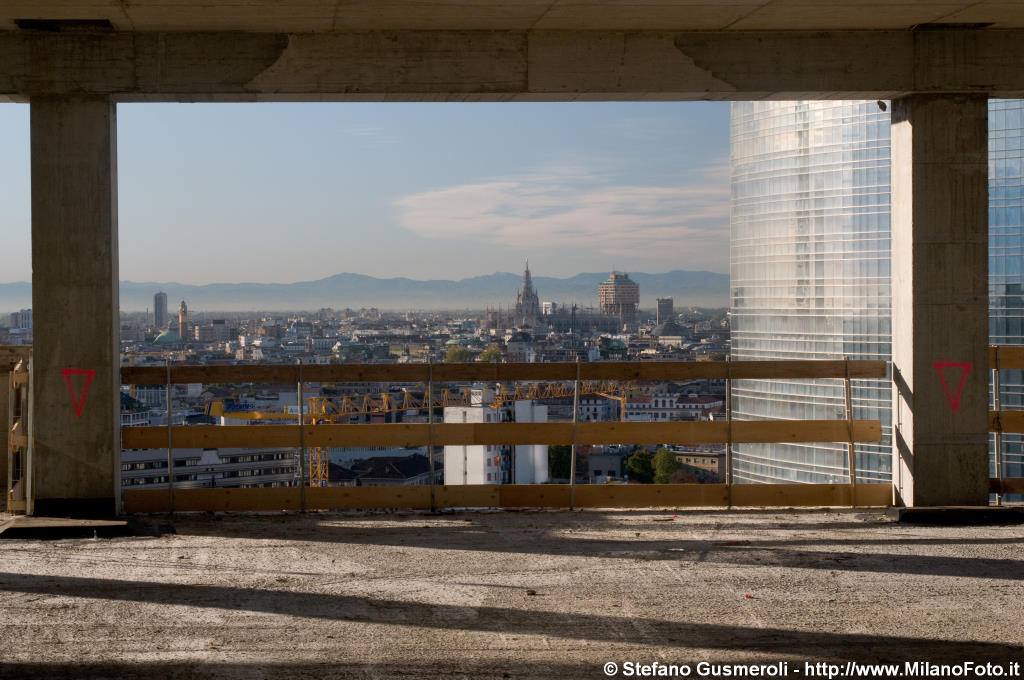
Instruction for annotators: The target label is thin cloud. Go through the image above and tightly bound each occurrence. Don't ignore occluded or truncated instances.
[346,125,399,146]
[393,163,730,266]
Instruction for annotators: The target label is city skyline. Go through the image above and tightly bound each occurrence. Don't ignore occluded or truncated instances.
[0,101,730,285]
[0,267,730,314]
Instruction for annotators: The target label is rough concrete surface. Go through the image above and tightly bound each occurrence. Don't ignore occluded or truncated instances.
[0,509,1022,679]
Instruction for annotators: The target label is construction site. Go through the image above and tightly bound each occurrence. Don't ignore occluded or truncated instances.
[4,1,1024,677]
[2,510,1023,679]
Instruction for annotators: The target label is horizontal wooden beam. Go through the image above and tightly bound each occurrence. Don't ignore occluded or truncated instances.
[306,485,431,510]
[731,483,890,508]
[0,346,31,371]
[988,411,1024,433]
[573,483,729,508]
[989,346,1024,371]
[118,347,1024,383]
[122,424,298,449]
[498,484,571,508]
[991,478,1024,495]
[122,364,300,384]
[120,359,887,385]
[122,487,301,513]
[121,418,883,449]
[122,482,894,513]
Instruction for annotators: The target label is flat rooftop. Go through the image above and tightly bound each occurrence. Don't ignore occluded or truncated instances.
[1,509,1022,678]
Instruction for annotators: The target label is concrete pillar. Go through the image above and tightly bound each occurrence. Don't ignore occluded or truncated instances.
[29,96,119,517]
[891,94,990,507]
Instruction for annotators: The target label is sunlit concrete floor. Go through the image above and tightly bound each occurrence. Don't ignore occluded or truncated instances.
[1,509,1022,679]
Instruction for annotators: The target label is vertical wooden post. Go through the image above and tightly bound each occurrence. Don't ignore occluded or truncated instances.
[992,346,1003,505]
[427,361,436,511]
[569,358,581,510]
[726,357,733,508]
[297,359,306,511]
[844,356,857,507]
[166,357,173,515]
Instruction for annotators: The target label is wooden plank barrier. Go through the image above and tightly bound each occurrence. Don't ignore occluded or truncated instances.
[573,483,729,508]
[306,485,432,510]
[989,346,1024,371]
[990,478,1024,494]
[122,482,897,513]
[122,419,883,450]
[499,484,572,508]
[989,411,1024,433]
[121,359,888,386]
[113,357,919,514]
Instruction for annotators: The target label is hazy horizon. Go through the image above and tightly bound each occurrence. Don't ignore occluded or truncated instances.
[0,268,730,315]
[0,266,729,287]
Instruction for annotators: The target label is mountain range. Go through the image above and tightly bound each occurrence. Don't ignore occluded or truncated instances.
[0,270,729,313]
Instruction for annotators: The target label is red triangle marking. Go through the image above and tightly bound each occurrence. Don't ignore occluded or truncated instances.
[61,368,97,418]
[934,362,972,411]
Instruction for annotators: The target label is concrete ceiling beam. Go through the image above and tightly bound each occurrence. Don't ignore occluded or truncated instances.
[1,29,1024,102]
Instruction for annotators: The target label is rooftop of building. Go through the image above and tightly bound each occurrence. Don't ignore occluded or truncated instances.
[1,509,1020,678]
[351,453,431,480]
[601,272,637,284]
[652,320,688,337]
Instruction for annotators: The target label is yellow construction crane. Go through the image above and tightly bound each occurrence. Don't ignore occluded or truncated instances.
[206,400,329,487]
[306,381,631,484]
[305,382,631,417]
[302,387,476,488]
[208,381,631,488]
[490,380,631,419]
[306,387,475,419]
[205,400,297,420]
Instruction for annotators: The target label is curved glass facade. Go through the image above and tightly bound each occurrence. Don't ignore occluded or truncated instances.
[730,101,892,484]
[730,100,1024,484]
[989,100,1024,480]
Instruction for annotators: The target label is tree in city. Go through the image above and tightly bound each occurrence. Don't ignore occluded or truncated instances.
[626,450,653,483]
[445,345,473,363]
[478,343,503,363]
[548,445,573,479]
[652,447,681,484]
[670,468,702,484]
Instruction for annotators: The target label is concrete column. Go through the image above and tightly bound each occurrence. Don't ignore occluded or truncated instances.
[29,96,119,517]
[891,94,990,507]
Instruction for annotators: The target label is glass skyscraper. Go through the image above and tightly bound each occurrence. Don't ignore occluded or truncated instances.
[988,100,1024,481]
[730,100,1024,484]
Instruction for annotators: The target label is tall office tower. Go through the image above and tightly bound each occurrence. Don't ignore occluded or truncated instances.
[10,308,32,330]
[599,272,640,330]
[730,100,1024,484]
[515,260,541,328]
[153,291,168,329]
[656,297,674,325]
[178,300,190,341]
[988,100,1024,480]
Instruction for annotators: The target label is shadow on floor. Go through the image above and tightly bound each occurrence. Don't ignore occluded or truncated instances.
[0,572,1020,665]
[152,512,1024,580]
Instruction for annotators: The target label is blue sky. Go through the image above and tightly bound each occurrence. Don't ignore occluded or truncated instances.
[0,102,729,285]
